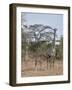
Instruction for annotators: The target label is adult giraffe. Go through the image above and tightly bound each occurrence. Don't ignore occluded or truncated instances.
[29,24,57,70]
[22,24,57,70]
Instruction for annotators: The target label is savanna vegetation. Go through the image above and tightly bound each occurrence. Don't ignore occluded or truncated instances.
[21,24,63,77]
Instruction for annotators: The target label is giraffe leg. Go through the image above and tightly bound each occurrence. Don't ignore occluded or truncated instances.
[40,61,42,70]
[49,57,52,69]
[35,58,37,70]
[53,60,54,68]
[53,56,55,69]
[49,59,51,69]
[47,59,48,69]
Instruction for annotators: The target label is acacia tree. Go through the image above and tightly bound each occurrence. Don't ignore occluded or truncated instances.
[27,24,57,68]
[22,23,57,69]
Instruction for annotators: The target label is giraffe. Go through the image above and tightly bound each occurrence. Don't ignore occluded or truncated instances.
[34,28,57,70]
[22,24,57,70]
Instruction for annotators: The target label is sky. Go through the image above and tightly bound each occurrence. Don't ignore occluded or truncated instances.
[21,12,63,39]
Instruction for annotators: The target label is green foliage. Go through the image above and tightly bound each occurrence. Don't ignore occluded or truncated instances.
[22,36,63,61]
[55,36,63,60]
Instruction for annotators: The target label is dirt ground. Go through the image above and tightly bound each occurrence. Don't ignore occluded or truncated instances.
[21,57,63,77]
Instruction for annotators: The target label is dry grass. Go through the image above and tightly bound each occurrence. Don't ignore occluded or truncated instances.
[21,56,63,77]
